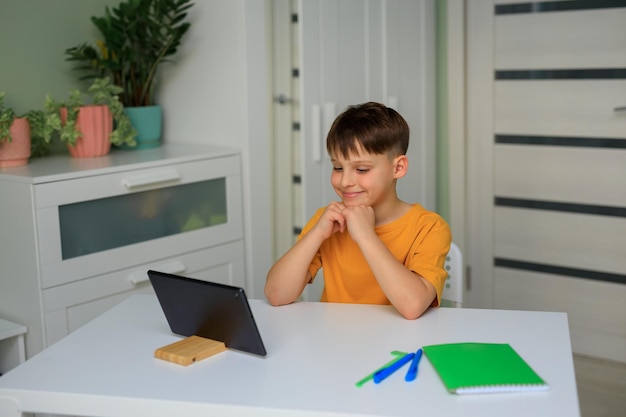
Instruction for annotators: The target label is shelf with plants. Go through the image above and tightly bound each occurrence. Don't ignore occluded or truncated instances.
[65,0,194,149]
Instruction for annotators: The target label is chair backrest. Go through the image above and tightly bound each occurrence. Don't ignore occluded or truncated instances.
[442,242,463,307]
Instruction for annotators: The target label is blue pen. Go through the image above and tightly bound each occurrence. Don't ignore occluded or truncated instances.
[373,352,415,384]
[404,348,423,382]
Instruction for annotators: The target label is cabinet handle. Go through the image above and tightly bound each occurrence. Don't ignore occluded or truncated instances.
[122,169,182,190]
[128,261,187,285]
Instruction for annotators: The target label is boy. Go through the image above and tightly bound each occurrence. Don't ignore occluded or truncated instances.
[265,102,451,319]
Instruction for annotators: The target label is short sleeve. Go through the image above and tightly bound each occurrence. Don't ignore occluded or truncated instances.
[406,217,451,307]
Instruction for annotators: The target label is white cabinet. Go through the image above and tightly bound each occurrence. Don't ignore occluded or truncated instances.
[0,144,245,358]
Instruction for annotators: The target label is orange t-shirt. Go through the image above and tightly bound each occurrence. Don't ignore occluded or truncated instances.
[299,204,451,307]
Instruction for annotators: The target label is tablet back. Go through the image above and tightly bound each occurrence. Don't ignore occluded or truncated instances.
[148,270,266,356]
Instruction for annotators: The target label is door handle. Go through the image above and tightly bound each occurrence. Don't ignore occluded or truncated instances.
[614,106,626,112]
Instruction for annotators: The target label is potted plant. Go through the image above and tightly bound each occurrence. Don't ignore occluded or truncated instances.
[44,77,137,158]
[65,0,194,149]
[0,93,32,168]
[25,108,57,159]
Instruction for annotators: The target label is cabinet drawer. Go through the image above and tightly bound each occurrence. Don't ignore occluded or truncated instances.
[36,156,243,288]
[42,241,245,346]
[34,155,240,208]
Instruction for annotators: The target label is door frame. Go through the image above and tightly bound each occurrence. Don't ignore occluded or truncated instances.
[445,0,487,307]
[444,0,470,301]
[269,0,297,262]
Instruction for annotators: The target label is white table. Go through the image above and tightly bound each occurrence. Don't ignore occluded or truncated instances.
[0,295,580,417]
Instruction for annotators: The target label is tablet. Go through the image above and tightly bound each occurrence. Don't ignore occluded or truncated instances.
[147,270,267,356]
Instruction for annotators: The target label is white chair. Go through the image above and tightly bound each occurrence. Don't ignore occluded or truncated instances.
[441,242,463,308]
[0,318,27,375]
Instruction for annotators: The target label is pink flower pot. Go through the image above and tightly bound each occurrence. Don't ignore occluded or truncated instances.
[61,105,113,158]
[0,117,31,168]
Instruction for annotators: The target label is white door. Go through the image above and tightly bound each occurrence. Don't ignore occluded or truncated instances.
[294,0,437,301]
[299,0,437,222]
[467,1,626,362]
[270,0,437,300]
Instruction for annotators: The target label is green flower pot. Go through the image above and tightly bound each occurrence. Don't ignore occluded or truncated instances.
[124,105,163,149]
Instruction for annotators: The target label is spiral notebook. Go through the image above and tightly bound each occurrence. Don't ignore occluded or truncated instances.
[423,342,550,395]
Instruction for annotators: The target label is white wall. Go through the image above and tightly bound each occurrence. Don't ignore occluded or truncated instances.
[160,0,272,298]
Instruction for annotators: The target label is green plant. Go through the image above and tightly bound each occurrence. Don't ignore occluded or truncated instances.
[0,92,17,143]
[0,92,55,157]
[65,0,194,107]
[24,109,56,158]
[44,77,137,148]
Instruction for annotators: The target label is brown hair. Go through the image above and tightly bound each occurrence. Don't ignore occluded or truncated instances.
[326,102,409,159]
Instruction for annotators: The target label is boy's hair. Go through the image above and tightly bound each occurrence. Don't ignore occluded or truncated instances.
[326,102,409,159]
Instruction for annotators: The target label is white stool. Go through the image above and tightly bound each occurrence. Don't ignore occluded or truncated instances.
[0,319,27,375]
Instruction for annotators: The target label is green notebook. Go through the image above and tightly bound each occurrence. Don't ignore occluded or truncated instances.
[423,342,550,395]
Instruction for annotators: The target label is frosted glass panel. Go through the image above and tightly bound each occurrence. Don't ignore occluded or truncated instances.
[59,179,227,259]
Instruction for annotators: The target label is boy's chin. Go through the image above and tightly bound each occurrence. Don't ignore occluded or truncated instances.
[341,199,368,207]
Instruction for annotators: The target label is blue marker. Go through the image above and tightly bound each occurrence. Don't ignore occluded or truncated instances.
[404,348,423,382]
[373,352,415,384]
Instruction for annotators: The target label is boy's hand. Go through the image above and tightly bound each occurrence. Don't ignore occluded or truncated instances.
[342,205,376,241]
[313,202,347,239]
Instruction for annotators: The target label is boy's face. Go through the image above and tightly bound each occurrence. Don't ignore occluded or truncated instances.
[329,143,406,208]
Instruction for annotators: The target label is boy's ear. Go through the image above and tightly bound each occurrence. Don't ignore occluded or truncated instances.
[393,155,408,179]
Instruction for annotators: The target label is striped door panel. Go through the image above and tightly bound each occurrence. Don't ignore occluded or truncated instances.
[494,268,626,361]
[491,0,626,362]
[494,207,626,276]
[495,145,626,207]
[495,81,626,137]
[495,8,626,69]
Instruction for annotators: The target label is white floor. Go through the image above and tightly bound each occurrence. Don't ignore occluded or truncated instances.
[574,354,626,417]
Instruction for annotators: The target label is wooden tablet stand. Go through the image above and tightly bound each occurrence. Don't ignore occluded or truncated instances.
[154,335,227,366]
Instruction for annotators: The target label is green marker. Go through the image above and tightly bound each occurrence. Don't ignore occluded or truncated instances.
[355,351,408,388]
